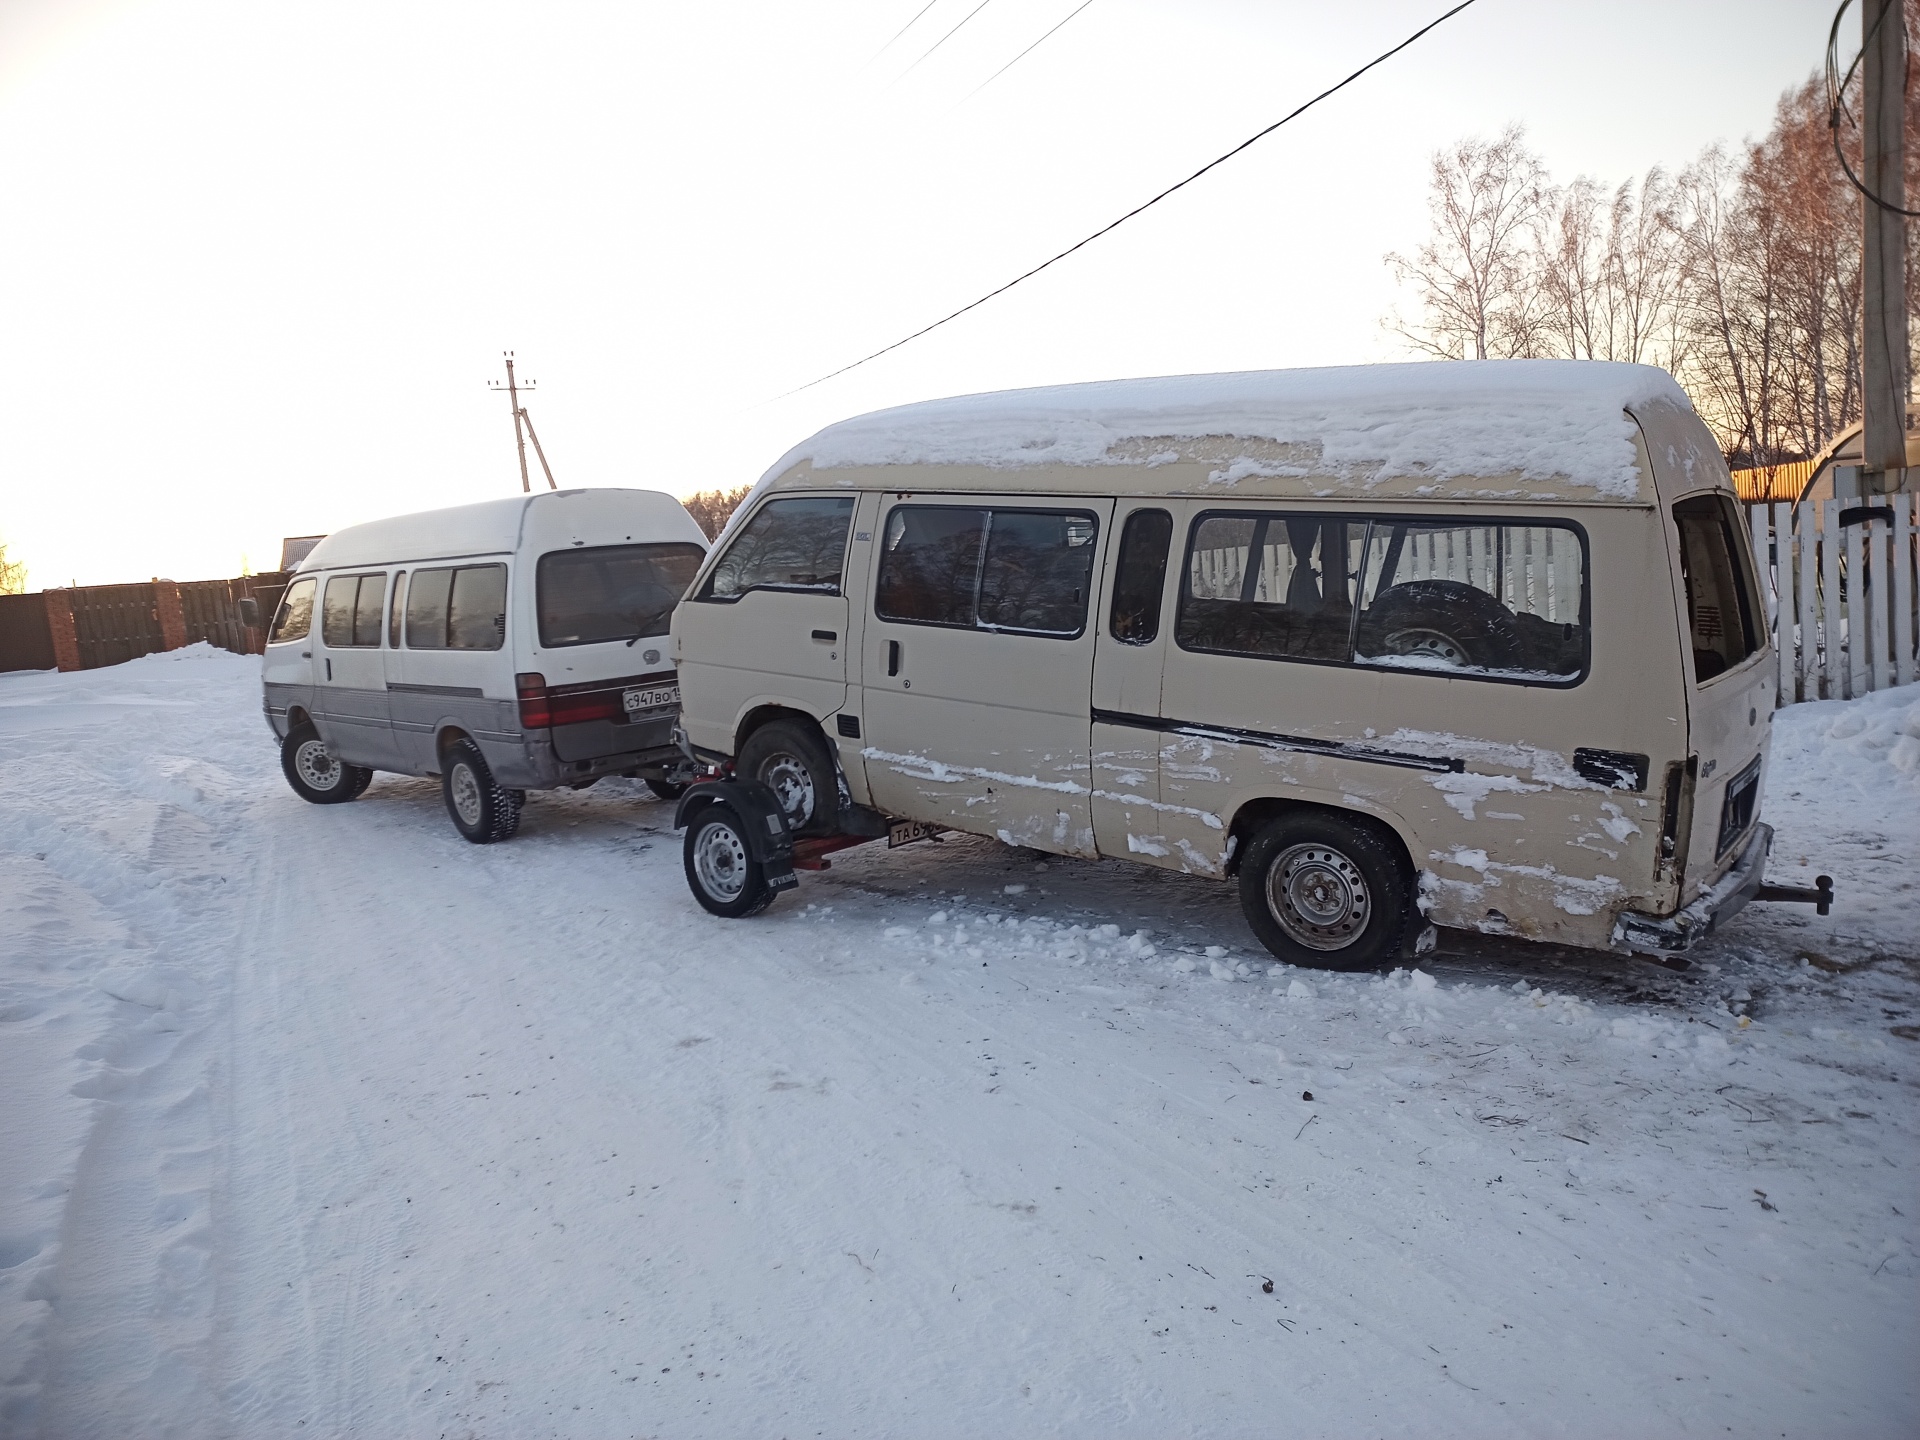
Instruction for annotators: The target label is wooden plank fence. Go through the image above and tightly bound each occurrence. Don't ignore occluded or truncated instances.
[1747,494,1918,704]
[0,572,291,673]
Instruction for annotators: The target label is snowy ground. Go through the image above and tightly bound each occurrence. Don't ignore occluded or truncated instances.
[1,646,1915,1439]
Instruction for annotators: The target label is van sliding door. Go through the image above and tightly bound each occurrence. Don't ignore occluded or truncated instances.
[859,496,1112,856]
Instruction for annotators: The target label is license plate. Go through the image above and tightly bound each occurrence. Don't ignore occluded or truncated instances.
[623,683,680,715]
[887,819,946,849]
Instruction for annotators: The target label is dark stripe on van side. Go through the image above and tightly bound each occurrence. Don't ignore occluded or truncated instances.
[1090,708,1465,775]
[387,682,486,698]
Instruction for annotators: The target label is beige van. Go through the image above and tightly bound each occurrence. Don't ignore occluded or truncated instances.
[669,361,1831,968]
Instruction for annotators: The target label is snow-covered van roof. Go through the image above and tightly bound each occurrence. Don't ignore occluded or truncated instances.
[295,488,706,574]
[756,360,1722,507]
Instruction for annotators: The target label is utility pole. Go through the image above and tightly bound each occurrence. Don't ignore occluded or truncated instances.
[487,352,557,492]
[1860,0,1911,494]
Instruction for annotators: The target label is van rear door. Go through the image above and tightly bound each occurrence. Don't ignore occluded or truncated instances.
[859,496,1112,856]
[1670,492,1774,899]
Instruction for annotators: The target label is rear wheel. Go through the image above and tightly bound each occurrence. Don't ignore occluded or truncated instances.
[1237,811,1411,971]
[441,737,522,844]
[737,719,837,836]
[683,804,776,917]
[281,723,372,805]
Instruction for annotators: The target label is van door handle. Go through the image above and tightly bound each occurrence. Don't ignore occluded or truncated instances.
[325,658,332,681]
[887,640,901,677]
[812,629,836,644]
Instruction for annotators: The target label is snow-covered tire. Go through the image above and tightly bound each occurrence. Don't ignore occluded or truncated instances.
[1238,811,1411,972]
[281,723,373,805]
[683,804,776,918]
[1358,580,1522,671]
[737,718,837,836]
[441,737,522,844]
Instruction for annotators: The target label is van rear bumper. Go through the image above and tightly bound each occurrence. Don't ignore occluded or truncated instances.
[1613,823,1770,955]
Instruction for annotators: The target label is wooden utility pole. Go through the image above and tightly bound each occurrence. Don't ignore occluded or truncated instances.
[488,352,557,492]
[1860,0,1911,493]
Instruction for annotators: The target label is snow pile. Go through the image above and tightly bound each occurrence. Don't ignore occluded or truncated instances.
[1,648,1915,1438]
[770,360,1687,498]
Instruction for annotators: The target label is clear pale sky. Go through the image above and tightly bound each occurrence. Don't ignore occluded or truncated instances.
[1,0,1835,587]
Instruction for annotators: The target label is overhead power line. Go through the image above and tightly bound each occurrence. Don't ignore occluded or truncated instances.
[785,0,1481,397]
[904,0,998,75]
[874,0,944,61]
[1825,0,1920,217]
[966,0,1098,101]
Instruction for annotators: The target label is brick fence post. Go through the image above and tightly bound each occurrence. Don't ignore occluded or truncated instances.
[153,580,188,652]
[45,591,82,672]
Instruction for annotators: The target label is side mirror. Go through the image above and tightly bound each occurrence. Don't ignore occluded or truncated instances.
[238,596,261,627]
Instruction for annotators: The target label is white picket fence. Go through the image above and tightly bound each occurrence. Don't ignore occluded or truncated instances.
[1748,493,1919,704]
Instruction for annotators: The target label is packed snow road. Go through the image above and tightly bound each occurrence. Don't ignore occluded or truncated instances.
[1,647,1915,1439]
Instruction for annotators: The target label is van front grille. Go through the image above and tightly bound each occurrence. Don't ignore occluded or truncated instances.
[1716,755,1761,858]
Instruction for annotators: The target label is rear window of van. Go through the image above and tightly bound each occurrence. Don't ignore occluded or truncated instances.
[536,543,706,647]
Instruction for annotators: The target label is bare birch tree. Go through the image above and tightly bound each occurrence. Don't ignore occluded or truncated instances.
[1386,125,1550,360]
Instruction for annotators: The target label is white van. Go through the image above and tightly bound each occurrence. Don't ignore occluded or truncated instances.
[668,361,1831,968]
[262,488,709,841]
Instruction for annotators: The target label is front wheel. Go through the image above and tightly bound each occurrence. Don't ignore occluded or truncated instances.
[1237,811,1411,971]
[281,724,373,805]
[441,738,522,844]
[683,804,776,918]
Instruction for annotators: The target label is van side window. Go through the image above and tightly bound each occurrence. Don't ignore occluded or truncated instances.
[269,577,315,643]
[1109,509,1173,644]
[875,507,986,625]
[352,574,386,648]
[1672,495,1760,681]
[322,573,385,648]
[537,543,707,647]
[1354,522,1586,679]
[1178,512,1589,683]
[877,506,1099,637]
[388,572,407,649]
[1179,514,1361,661]
[978,510,1099,635]
[448,565,508,650]
[700,496,855,600]
[406,568,453,649]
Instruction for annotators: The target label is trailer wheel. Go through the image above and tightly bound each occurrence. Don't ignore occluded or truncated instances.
[683,804,776,918]
[1238,811,1411,971]
[441,737,522,844]
[281,724,373,805]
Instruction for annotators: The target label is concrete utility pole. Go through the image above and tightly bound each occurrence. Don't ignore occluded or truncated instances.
[1860,0,1912,493]
[486,353,559,492]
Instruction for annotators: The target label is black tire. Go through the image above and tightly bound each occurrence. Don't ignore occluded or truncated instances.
[281,723,373,805]
[1237,810,1412,972]
[683,804,776,918]
[1358,580,1522,672]
[441,737,522,844]
[646,777,690,801]
[736,718,838,836]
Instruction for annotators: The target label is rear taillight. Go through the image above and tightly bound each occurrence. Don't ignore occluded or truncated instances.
[516,673,551,730]
[546,689,624,725]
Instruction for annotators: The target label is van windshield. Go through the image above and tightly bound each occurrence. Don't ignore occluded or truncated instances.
[537,543,706,648]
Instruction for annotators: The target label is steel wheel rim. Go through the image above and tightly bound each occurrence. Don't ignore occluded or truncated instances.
[759,751,815,827]
[1266,842,1371,951]
[295,738,339,791]
[1386,628,1469,666]
[693,819,749,902]
[450,763,484,827]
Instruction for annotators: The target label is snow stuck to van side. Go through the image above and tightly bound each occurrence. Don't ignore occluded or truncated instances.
[774,360,1688,499]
